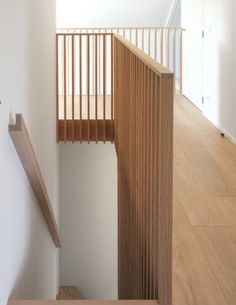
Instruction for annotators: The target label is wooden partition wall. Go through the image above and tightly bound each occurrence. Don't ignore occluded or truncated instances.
[114,35,174,305]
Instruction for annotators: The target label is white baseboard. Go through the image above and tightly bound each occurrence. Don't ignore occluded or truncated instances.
[202,112,236,145]
[217,124,236,145]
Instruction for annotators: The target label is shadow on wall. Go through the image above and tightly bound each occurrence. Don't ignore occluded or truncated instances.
[204,0,236,142]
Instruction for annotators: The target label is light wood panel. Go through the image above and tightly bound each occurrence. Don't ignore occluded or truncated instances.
[114,35,174,305]
[57,286,84,300]
[9,114,61,248]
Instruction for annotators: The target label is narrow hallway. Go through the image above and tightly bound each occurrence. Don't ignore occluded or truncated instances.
[173,96,236,305]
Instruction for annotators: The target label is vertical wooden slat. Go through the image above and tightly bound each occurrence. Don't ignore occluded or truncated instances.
[161,29,164,65]
[95,35,98,143]
[72,34,75,142]
[179,29,183,94]
[87,34,90,143]
[92,29,95,95]
[79,34,82,143]
[154,29,157,61]
[103,34,106,143]
[142,28,144,51]
[148,29,151,56]
[167,29,170,69]
[173,29,176,89]
[98,30,101,95]
[63,35,67,142]
[56,34,59,143]
[111,34,114,141]
[135,29,138,47]
[157,75,173,305]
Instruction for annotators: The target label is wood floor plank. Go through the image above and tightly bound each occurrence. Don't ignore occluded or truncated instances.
[174,146,228,226]
[195,227,236,305]
[173,95,236,305]
[215,197,236,226]
[173,222,228,305]
[174,96,236,197]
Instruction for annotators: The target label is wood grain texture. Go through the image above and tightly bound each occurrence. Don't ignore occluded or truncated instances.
[114,36,174,305]
[173,94,236,305]
[57,286,84,300]
[9,114,61,247]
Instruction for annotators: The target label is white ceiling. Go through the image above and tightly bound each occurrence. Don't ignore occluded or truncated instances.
[57,0,174,28]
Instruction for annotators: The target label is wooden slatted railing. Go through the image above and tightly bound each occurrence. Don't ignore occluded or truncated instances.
[114,35,174,305]
[56,32,114,143]
[57,27,183,93]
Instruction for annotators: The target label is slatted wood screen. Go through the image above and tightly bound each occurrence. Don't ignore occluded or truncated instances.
[57,27,183,93]
[114,35,174,305]
[56,33,114,143]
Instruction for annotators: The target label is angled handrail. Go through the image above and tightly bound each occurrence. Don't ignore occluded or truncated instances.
[9,114,61,248]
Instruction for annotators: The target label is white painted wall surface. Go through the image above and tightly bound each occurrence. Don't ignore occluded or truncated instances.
[59,144,117,299]
[57,0,173,28]
[0,1,58,304]
[181,0,204,109]
[203,0,236,142]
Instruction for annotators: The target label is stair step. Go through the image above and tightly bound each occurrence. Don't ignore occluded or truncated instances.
[57,286,84,300]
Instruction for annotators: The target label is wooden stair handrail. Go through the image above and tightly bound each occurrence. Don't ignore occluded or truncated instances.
[9,114,61,248]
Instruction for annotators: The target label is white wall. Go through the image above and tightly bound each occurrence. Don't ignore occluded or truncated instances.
[182,0,236,142]
[169,0,181,27]
[59,144,117,299]
[0,1,58,304]
[203,0,236,142]
[181,0,204,109]
[57,0,173,28]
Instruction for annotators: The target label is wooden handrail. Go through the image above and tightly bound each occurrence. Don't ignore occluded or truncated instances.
[114,35,173,305]
[9,114,61,248]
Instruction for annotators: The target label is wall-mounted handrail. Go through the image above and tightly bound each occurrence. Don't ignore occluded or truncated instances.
[114,34,173,305]
[9,114,61,248]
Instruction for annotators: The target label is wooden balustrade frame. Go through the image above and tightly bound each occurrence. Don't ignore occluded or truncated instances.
[56,33,114,143]
[57,27,183,93]
[114,34,174,305]
[9,114,61,248]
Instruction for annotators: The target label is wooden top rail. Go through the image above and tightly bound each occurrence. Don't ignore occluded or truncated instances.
[8,301,159,305]
[9,114,61,248]
[56,33,113,36]
[114,34,173,78]
[57,27,183,33]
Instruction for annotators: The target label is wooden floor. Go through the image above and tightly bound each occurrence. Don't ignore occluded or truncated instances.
[173,95,236,305]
